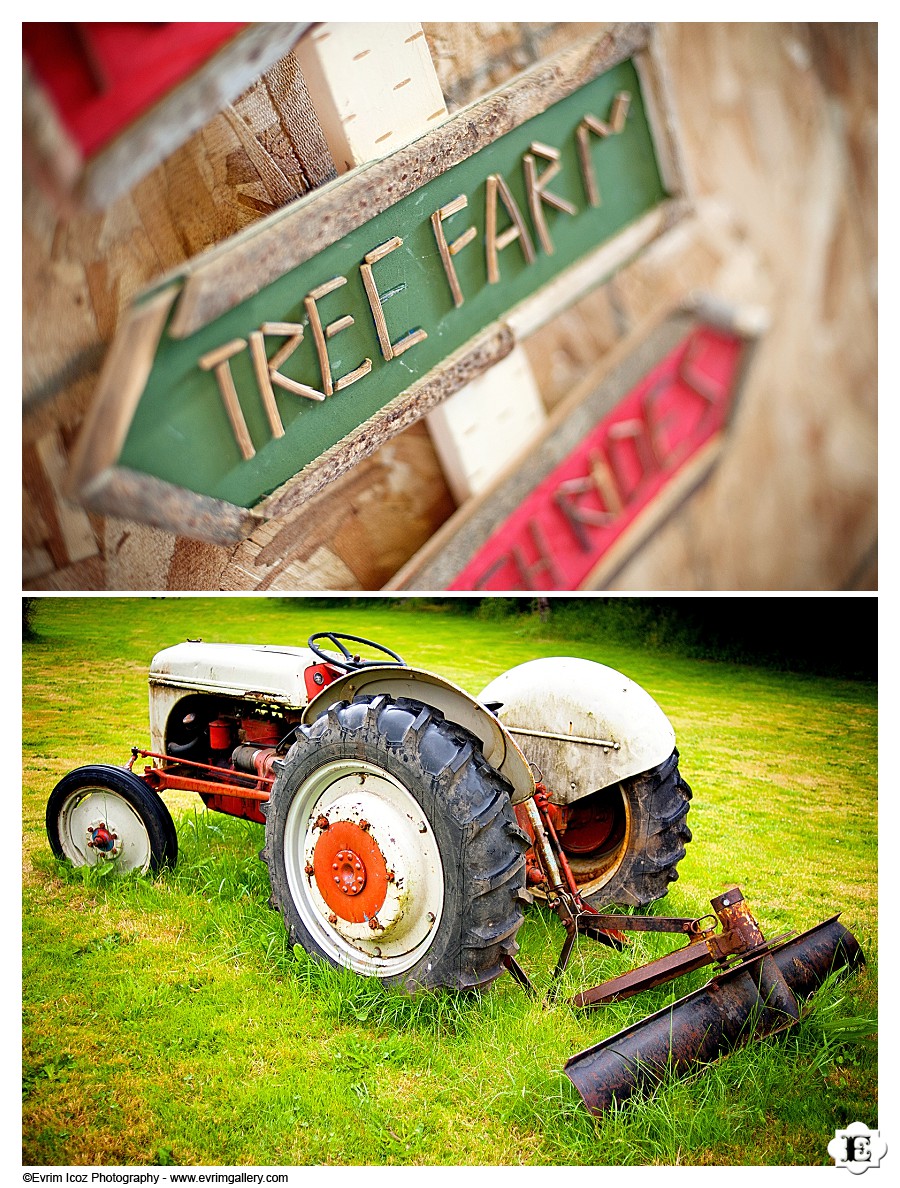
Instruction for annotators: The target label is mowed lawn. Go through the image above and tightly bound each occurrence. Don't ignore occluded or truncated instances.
[22,597,877,1166]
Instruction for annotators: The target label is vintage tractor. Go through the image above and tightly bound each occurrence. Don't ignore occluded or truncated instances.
[45,631,863,1113]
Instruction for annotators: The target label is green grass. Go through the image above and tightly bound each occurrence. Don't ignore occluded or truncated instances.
[22,596,877,1166]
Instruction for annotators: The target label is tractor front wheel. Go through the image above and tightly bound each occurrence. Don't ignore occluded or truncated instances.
[46,764,178,874]
[262,695,529,990]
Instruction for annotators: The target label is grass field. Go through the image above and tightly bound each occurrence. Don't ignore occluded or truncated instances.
[21,596,877,1167]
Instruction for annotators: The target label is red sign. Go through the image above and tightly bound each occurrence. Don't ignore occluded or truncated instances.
[22,23,246,156]
[450,325,744,590]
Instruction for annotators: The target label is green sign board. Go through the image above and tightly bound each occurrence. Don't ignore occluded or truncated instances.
[71,32,685,541]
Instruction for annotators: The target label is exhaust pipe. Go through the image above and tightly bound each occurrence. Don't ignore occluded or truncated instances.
[564,916,864,1116]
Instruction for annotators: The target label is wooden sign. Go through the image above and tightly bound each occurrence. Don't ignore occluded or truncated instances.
[389,302,762,591]
[67,26,689,544]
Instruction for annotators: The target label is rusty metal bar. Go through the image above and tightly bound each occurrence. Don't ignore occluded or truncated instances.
[585,913,706,935]
[502,954,538,997]
[146,768,272,802]
[132,747,275,804]
[572,887,795,1006]
[572,936,715,1006]
[131,746,275,788]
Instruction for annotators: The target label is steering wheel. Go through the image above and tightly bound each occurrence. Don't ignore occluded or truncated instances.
[307,631,407,672]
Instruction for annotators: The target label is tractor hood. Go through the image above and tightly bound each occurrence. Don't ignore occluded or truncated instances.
[477,657,676,803]
[149,641,317,707]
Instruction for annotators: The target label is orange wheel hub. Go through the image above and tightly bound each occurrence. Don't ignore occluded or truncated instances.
[313,820,389,923]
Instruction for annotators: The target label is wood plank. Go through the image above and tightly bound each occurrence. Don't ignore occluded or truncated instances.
[65,286,182,489]
[296,23,447,172]
[101,521,178,591]
[423,23,601,113]
[425,347,547,503]
[75,468,260,547]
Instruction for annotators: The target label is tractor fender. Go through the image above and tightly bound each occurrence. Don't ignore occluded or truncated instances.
[477,657,676,804]
[302,665,535,804]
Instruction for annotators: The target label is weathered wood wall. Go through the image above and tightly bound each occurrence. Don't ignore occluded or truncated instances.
[22,22,876,591]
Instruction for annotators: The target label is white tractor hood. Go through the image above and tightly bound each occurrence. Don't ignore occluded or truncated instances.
[149,641,317,707]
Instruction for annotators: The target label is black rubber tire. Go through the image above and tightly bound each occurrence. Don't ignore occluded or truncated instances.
[46,764,178,874]
[262,694,530,991]
[581,749,693,909]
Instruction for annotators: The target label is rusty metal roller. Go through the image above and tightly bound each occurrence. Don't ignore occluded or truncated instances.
[564,916,864,1116]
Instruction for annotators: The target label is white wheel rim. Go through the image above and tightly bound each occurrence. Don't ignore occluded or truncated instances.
[283,759,445,976]
[57,786,152,874]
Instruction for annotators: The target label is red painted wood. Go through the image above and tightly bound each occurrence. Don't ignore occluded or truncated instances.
[23,22,246,155]
[450,326,744,591]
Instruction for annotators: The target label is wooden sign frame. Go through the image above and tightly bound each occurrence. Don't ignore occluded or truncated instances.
[66,24,690,546]
[387,296,764,591]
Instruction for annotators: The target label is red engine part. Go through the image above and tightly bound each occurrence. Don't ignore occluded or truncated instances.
[202,792,266,826]
[231,744,280,781]
[516,791,564,887]
[138,746,271,826]
[241,717,281,746]
[208,719,233,751]
[516,783,625,886]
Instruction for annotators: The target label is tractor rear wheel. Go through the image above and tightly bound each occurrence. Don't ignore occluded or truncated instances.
[46,764,178,875]
[262,695,529,990]
[568,749,693,909]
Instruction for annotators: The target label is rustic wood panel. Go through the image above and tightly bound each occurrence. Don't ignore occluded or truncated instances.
[213,423,455,592]
[604,22,877,591]
[23,24,314,211]
[23,42,335,406]
[423,23,600,113]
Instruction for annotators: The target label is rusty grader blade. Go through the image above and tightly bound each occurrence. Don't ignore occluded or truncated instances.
[564,915,864,1117]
